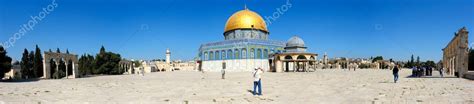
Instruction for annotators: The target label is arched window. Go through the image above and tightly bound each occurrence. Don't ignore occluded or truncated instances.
[215,51,220,60]
[209,51,214,60]
[241,48,247,59]
[297,55,307,60]
[221,51,226,60]
[227,50,233,59]
[250,48,255,59]
[257,49,262,59]
[263,49,268,58]
[234,49,240,59]
[204,52,208,60]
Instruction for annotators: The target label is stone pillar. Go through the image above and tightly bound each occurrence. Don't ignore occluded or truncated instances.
[73,62,78,78]
[65,62,68,79]
[276,60,282,72]
[43,59,49,79]
[56,61,59,78]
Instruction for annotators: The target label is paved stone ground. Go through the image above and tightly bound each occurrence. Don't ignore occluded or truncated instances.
[0,69,473,104]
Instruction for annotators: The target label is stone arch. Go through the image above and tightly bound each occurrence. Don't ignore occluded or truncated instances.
[119,60,134,74]
[67,59,74,76]
[227,49,233,59]
[43,52,79,79]
[204,52,208,61]
[234,49,240,59]
[263,49,269,58]
[257,49,262,59]
[297,55,307,60]
[250,48,255,58]
[47,58,58,78]
[221,50,226,60]
[209,51,214,60]
[241,48,247,59]
[215,50,220,60]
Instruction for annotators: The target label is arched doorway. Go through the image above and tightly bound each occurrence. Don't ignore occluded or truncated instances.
[284,55,292,72]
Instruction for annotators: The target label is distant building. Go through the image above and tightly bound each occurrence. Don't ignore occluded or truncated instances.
[442,27,469,77]
[136,49,197,73]
[3,65,21,80]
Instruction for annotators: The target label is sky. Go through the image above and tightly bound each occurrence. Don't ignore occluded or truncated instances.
[1,0,473,62]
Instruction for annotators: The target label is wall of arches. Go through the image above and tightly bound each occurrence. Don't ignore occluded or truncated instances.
[201,48,283,61]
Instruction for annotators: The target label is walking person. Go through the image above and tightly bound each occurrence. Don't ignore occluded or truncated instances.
[222,61,226,79]
[439,67,444,77]
[393,65,399,83]
[253,67,263,96]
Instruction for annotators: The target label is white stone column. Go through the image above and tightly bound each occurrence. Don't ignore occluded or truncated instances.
[65,62,68,79]
[73,62,77,78]
[276,60,282,72]
[56,61,59,78]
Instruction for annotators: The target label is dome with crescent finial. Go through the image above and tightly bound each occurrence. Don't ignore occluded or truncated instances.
[224,8,268,33]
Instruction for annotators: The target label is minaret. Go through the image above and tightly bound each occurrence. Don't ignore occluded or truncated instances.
[323,52,328,65]
[166,48,171,64]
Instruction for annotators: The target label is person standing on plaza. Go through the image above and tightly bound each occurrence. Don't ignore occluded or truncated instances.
[222,61,226,79]
[393,65,400,83]
[439,67,444,77]
[253,67,263,96]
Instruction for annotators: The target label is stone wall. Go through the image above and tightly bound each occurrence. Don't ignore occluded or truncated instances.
[202,59,269,72]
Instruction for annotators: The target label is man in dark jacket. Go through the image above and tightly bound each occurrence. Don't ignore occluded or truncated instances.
[393,65,399,83]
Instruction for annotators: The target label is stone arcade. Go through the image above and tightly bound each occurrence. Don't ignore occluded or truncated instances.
[42,52,79,79]
[442,27,470,78]
[119,60,135,74]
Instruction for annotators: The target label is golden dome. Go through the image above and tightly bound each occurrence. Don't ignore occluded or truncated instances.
[224,9,268,33]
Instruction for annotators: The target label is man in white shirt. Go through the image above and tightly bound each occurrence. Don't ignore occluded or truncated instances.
[253,67,263,96]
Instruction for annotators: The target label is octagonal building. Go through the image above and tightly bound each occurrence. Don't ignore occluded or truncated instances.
[197,8,286,72]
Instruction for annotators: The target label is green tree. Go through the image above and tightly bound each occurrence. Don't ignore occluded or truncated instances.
[133,60,142,67]
[28,51,35,78]
[78,54,95,76]
[424,60,436,68]
[372,56,383,63]
[33,45,43,78]
[0,46,12,79]
[56,48,61,53]
[20,49,31,79]
[93,46,122,75]
[49,59,56,78]
[416,56,420,66]
[53,59,66,79]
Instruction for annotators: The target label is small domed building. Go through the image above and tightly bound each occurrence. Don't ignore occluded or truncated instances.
[270,36,318,72]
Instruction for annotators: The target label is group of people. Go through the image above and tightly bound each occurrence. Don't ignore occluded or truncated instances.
[411,66,436,77]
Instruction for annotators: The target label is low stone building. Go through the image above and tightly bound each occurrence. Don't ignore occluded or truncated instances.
[442,27,469,78]
[3,65,21,80]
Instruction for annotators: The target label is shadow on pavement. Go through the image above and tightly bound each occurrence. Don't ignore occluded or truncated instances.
[0,78,40,83]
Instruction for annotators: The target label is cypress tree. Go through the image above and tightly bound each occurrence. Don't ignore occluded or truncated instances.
[21,49,30,79]
[34,45,43,78]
